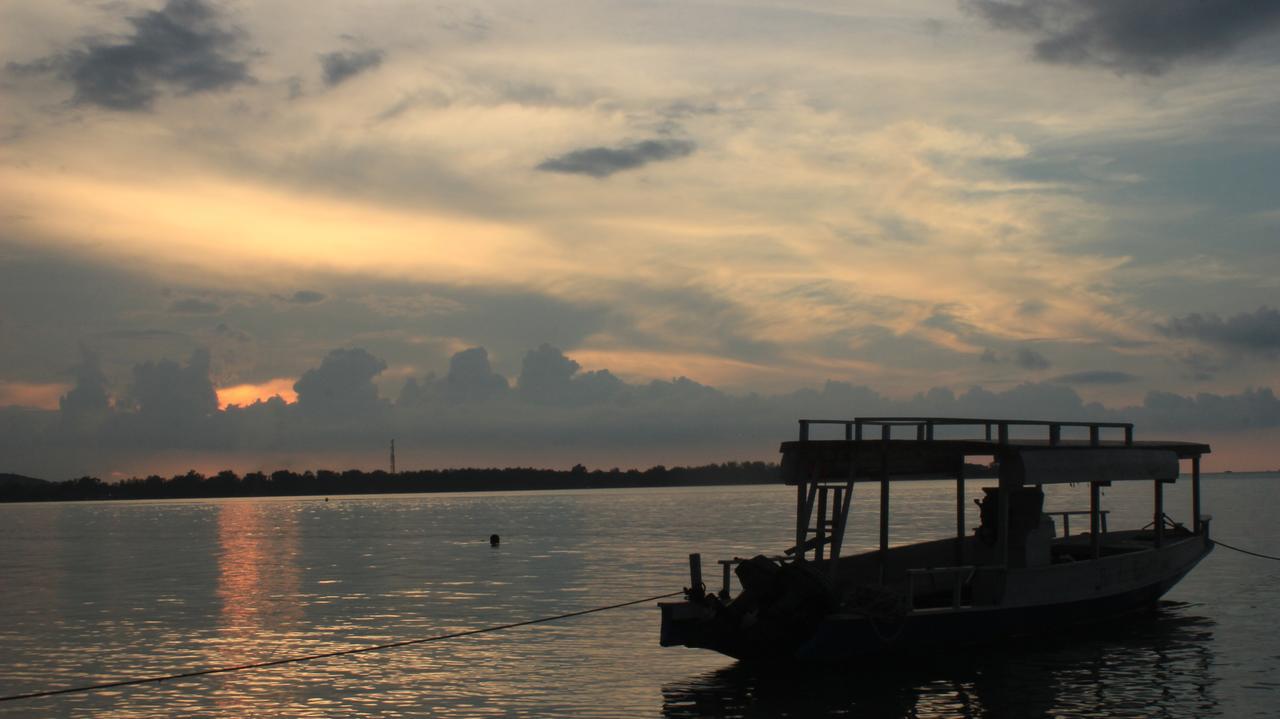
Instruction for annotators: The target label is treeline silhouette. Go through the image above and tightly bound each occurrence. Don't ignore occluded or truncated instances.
[0,462,781,502]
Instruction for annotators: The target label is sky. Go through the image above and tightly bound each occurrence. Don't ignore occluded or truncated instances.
[2,0,1279,479]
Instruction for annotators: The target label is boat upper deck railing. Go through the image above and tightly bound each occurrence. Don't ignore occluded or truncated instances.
[796,417,1134,447]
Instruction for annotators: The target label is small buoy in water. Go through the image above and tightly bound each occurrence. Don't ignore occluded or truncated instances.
[489,534,500,547]
[324,497,329,502]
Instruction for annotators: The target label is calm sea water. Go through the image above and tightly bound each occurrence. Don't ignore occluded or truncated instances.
[1,476,1278,718]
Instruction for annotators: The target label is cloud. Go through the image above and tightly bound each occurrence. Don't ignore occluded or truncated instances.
[1050,370,1137,385]
[59,347,111,415]
[319,49,384,87]
[1,341,1277,477]
[1140,387,1280,432]
[399,347,510,406]
[1159,306,1280,356]
[1016,299,1048,317]
[440,347,509,403]
[169,297,221,314]
[516,344,625,406]
[518,343,584,404]
[962,0,1280,75]
[536,139,696,178]
[130,348,218,422]
[1014,347,1051,371]
[293,348,387,416]
[977,345,1049,368]
[286,290,326,304]
[12,0,253,110]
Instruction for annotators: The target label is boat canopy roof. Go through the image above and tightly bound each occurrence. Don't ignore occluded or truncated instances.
[780,417,1210,486]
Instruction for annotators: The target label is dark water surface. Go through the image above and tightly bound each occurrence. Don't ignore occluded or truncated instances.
[1,476,1277,717]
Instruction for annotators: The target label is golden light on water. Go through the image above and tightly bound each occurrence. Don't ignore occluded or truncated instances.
[216,501,301,643]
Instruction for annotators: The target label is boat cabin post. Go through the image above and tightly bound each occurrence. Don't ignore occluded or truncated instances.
[1089,480,1102,560]
[954,458,965,567]
[879,424,890,582]
[1192,454,1202,535]
[1154,477,1165,547]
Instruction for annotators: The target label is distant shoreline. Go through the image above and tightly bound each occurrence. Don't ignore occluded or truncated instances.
[4,465,1272,504]
[2,463,787,503]
[0,461,1000,503]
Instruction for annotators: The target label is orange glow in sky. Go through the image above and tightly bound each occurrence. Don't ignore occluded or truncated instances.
[216,379,298,409]
[0,381,70,411]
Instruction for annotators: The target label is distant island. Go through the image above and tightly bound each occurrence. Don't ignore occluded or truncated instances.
[0,461,1002,502]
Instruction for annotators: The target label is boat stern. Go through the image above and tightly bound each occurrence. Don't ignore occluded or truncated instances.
[658,600,717,648]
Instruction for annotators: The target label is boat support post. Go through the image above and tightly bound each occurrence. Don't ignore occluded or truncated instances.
[1090,481,1102,560]
[1192,455,1202,535]
[1154,479,1165,548]
[955,458,966,566]
[879,423,890,583]
[828,479,853,579]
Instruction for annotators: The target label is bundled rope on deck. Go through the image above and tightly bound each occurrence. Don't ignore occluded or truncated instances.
[0,590,682,704]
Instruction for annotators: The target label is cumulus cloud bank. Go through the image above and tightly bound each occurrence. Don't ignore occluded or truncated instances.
[2,341,1277,479]
[1160,306,1280,356]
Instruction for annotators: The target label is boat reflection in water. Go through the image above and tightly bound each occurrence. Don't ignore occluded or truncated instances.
[661,601,1218,718]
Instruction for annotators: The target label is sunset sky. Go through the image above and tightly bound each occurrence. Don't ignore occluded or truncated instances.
[2,0,1279,478]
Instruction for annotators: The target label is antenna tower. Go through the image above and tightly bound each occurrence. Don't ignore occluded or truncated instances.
[390,439,396,474]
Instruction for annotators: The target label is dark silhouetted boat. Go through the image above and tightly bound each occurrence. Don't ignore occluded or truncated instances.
[660,417,1213,661]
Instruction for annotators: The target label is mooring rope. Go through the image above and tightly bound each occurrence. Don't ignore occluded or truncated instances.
[1215,539,1280,562]
[0,590,682,704]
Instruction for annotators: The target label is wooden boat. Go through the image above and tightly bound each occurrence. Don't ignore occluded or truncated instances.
[660,417,1213,661]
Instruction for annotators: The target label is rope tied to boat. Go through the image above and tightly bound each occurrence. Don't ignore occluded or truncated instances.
[0,590,682,704]
[1215,539,1280,562]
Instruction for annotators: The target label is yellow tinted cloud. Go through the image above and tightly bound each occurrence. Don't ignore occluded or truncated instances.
[216,378,298,409]
[0,167,547,287]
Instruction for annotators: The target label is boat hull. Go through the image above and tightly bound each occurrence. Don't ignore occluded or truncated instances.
[661,534,1213,662]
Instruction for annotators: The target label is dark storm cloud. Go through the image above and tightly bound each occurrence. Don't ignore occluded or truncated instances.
[1159,306,1280,356]
[536,139,696,178]
[169,297,221,314]
[10,0,253,110]
[319,49,384,87]
[1050,370,1137,385]
[962,0,1280,75]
